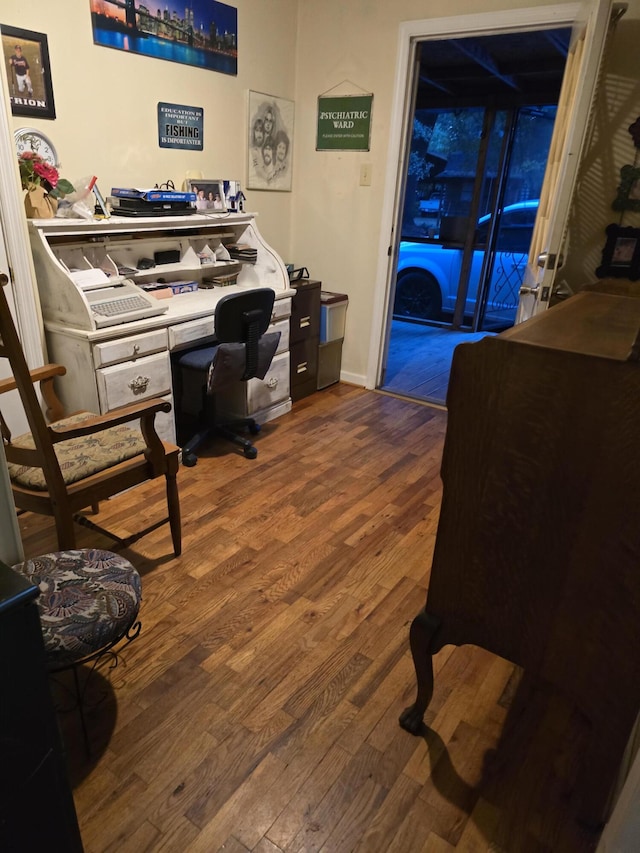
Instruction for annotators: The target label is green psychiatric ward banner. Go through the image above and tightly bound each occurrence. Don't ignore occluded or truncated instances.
[317,94,373,151]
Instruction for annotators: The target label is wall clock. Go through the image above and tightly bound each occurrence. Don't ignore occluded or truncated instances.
[14,127,58,167]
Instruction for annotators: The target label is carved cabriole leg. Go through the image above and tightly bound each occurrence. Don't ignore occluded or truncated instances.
[399,608,441,735]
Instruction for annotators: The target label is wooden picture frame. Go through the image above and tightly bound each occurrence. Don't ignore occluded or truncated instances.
[1,25,56,119]
[612,165,640,212]
[596,224,640,280]
[186,179,226,212]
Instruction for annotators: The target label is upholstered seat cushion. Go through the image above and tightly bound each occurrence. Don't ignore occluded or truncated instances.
[6,411,147,491]
[12,549,142,668]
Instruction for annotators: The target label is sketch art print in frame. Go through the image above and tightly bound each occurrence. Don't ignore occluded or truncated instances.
[248,91,294,192]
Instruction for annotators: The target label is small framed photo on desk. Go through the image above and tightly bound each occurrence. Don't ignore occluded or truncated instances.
[186,179,226,212]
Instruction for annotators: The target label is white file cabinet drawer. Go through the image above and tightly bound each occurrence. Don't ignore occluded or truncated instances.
[93,329,168,368]
[96,351,172,413]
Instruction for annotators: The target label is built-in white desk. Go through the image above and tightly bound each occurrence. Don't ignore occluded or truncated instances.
[27,213,294,444]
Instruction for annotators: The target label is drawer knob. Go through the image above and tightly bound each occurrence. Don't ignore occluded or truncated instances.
[132,344,141,356]
[128,375,150,394]
[267,377,278,389]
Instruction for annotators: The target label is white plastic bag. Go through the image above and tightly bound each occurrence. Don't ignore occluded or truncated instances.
[56,176,96,219]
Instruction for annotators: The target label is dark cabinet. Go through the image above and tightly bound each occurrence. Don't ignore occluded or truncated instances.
[289,278,321,401]
[401,290,640,827]
[0,562,84,852]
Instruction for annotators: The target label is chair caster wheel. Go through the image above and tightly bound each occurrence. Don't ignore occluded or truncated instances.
[244,446,258,459]
[182,452,198,467]
[249,422,261,435]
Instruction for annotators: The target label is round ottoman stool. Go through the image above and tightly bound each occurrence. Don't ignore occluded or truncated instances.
[12,548,142,751]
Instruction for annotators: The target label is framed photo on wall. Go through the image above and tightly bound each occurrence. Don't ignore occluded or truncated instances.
[186,179,226,211]
[612,165,640,212]
[596,223,640,280]
[1,25,56,119]
[247,91,294,192]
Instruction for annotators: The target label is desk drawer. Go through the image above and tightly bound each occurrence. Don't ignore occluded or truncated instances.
[169,317,215,351]
[272,296,291,323]
[272,317,289,354]
[96,351,172,412]
[247,351,290,411]
[93,329,167,368]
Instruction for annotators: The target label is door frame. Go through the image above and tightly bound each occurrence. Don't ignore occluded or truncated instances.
[0,36,46,563]
[365,3,585,390]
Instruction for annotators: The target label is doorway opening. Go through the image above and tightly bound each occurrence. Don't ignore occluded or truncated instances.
[381,28,570,405]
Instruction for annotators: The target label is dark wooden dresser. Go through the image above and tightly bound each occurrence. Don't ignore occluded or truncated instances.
[0,561,84,851]
[400,290,640,828]
[289,278,321,401]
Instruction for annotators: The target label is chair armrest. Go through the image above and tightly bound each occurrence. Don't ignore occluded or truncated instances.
[0,363,66,395]
[48,398,171,440]
[0,363,67,422]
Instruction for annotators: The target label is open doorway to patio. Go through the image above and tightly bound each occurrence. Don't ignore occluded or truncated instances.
[381,29,569,405]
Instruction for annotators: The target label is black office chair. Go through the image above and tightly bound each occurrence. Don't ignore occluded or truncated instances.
[176,288,280,464]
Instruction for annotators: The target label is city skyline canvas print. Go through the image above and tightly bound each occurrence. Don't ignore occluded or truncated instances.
[89,0,237,75]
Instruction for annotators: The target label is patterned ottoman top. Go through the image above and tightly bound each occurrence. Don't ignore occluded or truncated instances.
[12,549,142,669]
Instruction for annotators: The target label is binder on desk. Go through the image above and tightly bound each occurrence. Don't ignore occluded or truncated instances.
[111,188,196,203]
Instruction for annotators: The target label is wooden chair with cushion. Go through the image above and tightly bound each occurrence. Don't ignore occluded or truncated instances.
[0,273,181,556]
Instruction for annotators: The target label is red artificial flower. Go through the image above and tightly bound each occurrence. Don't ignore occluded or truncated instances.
[33,161,59,188]
[18,150,74,199]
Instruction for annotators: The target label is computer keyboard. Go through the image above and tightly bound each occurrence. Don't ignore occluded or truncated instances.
[91,295,153,316]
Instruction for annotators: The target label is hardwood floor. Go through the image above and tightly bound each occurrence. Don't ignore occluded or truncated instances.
[18,384,602,852]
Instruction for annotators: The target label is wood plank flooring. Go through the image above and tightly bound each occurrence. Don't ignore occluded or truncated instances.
[18,384,603,852]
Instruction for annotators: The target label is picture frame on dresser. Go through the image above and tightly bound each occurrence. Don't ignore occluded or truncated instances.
[596,224,640,280]
[186,179,226,212]
[1,25,56,119]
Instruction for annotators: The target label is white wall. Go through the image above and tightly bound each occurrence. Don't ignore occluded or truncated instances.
[562,6,640,288]
[2,0,640,386]
[1,0,298,259]
[290,0,568,384]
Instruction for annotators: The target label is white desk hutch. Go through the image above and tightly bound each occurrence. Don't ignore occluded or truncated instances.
[27,212,294,445]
